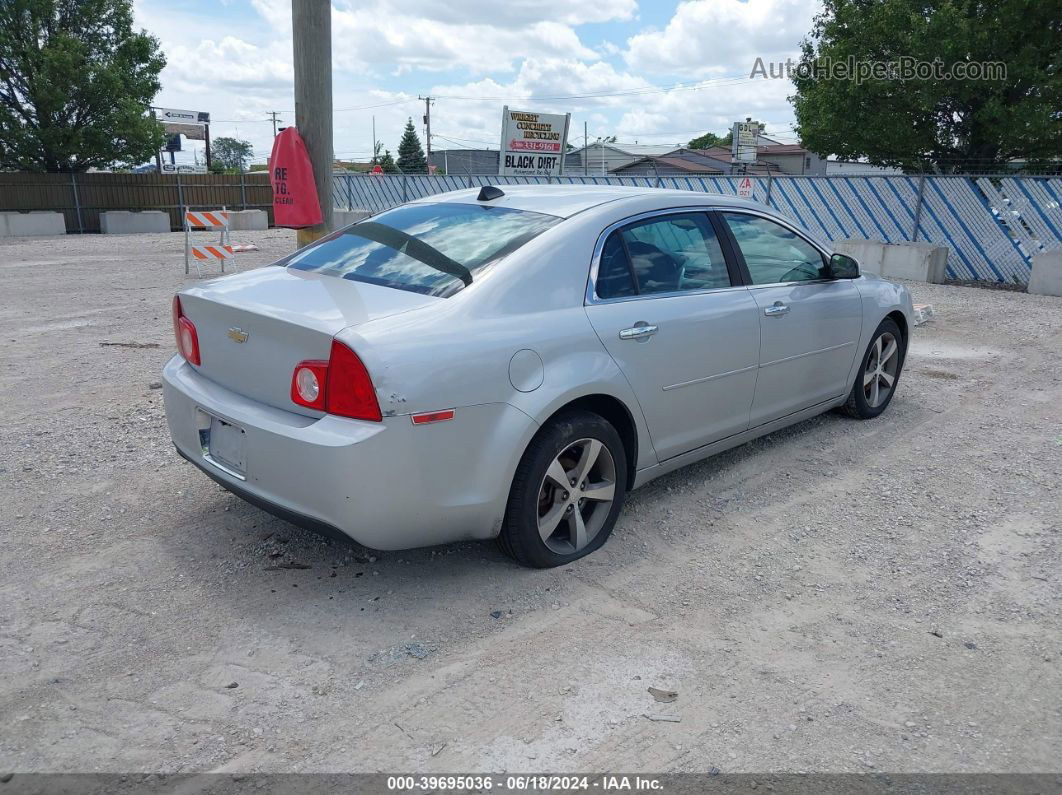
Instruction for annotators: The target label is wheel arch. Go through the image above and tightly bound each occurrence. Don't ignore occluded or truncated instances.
[537,393,640,491]
[885,309,909,362]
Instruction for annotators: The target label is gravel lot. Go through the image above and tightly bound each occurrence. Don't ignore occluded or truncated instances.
[1,229,1059,774]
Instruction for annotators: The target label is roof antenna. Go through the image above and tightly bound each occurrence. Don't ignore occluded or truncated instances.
[477,185,504,201]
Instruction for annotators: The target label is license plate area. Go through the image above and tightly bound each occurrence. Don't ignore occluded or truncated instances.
[196,409,247,480]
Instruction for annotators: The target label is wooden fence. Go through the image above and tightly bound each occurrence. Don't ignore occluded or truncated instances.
[0,172,274,233]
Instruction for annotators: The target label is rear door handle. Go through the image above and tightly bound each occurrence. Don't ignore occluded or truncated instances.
[764,302,790,317]
[618,323,658,340]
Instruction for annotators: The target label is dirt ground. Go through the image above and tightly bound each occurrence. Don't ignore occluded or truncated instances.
[1,229,1059,775]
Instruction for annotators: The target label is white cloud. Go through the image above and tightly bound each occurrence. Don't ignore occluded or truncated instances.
[331,10,598,74]
[624,0,819,77]
[424,56,801,144]
[368,0,637,26]
[163,36,292,92]
[425,59,655,144]
[132,0,807,167]
[614,75,797,142]
[248,0,291,31]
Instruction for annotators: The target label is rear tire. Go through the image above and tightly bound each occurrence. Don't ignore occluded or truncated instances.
[841,318,905,419]
[499,410,627,568]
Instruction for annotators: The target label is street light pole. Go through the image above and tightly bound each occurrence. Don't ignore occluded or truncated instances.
[292,0,334,247]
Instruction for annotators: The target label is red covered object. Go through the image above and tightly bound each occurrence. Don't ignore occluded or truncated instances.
[268,127,323,228]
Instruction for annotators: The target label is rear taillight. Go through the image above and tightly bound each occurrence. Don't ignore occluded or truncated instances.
[172,295,201,365]
[291,361,327,410]
[291,340,382,422]
[325,340,383,421]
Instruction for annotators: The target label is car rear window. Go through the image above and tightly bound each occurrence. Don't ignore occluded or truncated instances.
[286,202,562,297]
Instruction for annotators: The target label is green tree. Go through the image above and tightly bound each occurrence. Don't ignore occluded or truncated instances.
[395,118,427,173]
[211,136,253,172]
[0,0,167,171]
[378,149,398,173]
[790,0,1061,172]
[687,131,733,150]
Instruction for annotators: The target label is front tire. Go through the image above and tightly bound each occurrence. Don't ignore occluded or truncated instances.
[499,410,627,568]
[841,318,905,419]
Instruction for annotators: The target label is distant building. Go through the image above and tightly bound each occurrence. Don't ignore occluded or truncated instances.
[428,149,499,175]
[334,160,378,173]
[674,144,825,176]
[426,140,828,177]
[825,159,904,175]
[611,149,730,176]
[566,142,684,175]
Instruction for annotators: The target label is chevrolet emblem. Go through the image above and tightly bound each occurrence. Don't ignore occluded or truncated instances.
[227,327,249,344]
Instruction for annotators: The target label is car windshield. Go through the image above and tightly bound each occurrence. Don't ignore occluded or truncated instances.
[286,202,562,297]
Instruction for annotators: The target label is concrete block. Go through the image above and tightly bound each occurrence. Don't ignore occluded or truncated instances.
[832,239,885,274]
[100,210,170,234]
[833,239,948,283]
[0,211,67,237]
[334,210,370,228]
[1028,251,1062,297]
[881,241,948,283]
[226,210,268,231]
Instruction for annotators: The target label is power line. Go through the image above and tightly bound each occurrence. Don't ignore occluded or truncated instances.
[432,134,494,150]
[433,75,756,102]
[334,98,418,112]
[209,117,276,124]
[432,132,496,145]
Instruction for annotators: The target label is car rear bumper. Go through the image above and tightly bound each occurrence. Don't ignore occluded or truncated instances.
[162,355,536,550]
[174,444,355,545]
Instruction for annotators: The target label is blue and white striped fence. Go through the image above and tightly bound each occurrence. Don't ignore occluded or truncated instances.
[332,173,1062,284]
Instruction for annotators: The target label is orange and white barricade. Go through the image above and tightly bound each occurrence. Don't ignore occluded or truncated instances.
[184,208,233,277]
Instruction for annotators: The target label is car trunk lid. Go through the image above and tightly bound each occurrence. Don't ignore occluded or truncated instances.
[177,266,437,413]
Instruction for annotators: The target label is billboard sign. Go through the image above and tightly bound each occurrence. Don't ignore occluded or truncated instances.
[157,108,210,124]
[732,120,762,164]
[499,106,570,177]
[163,123,207,141]
[155,108,210,140]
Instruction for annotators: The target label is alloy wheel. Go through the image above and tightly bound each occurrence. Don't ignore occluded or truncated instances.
[863,331,899,408]
[536,438,617,555]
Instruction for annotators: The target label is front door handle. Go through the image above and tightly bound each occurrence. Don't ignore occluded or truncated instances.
[618,323,658,340]
[764,302,790,317]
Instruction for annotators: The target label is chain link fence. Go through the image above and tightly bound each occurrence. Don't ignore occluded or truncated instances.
[332,172,1061,284]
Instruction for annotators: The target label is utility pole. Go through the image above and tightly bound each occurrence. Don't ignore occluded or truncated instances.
[268,111,281,137]
[419,95,433,156]
[583,121,588,176]
[151,108,162,173]
[292,0,334,246]
[371,115,376,163]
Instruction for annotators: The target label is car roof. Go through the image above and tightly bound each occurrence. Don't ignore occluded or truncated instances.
[409,184,765,219]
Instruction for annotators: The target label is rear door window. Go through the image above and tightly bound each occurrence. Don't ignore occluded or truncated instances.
[595,212,733,299]
[287,203,561,297]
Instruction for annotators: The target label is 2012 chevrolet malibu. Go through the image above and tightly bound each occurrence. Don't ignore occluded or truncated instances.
[164,185,912,567]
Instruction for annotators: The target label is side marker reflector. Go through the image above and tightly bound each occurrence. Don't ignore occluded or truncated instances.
[411,409,455,425]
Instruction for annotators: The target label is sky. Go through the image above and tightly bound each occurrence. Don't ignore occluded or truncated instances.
[132,0,821,167]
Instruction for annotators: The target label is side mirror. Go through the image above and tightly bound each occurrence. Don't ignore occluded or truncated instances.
[828,252,860,279]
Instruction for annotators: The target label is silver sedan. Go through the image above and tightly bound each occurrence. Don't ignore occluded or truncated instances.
[163,186,912,567]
